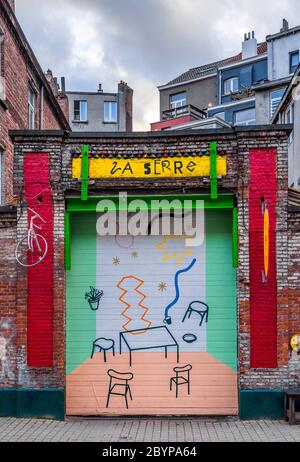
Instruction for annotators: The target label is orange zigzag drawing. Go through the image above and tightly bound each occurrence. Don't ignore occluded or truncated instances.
[116,276,152,335]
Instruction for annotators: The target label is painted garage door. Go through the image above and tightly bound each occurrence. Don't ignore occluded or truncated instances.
[66,210,238,416]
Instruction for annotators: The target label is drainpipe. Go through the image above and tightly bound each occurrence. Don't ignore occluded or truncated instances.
[39,84,44,130]
[269,40,275,80]
[218,70,222,105]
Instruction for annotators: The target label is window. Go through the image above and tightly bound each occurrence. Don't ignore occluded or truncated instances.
[104,101,117,122]
[270,88,286,118]
[224,77,239,95]
[28,87,36,129]
[234,108,255,126]
[290,51,299,74]
[170,92,187,109]
[285,104,294,124]
[74,100,88,121]
[286,104,294,144]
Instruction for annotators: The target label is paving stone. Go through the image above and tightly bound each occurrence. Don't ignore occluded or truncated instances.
[0,417,299,442]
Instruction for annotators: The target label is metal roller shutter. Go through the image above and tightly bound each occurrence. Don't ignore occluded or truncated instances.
[66,209,237,416]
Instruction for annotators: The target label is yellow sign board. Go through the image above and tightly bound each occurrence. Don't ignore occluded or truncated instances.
[72,156,227,179]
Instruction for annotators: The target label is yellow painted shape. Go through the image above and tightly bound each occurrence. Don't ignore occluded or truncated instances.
[264,208,269,278]
[155,235,193,264]
[290,334,300,352]
[72,155,227,179]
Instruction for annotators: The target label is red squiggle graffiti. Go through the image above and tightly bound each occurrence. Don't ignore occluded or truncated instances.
[116,276,152,335]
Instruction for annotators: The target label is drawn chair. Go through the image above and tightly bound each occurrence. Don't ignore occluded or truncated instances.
[106,369,134,409]
[91,337,115,362]
[182,301,209,327]
[170,364,192,398]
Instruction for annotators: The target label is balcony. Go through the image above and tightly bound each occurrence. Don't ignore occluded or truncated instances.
[162,104,207,121]
[229,88,255,102]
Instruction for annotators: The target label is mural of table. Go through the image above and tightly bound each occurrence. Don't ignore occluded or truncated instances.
[119,326,180,367]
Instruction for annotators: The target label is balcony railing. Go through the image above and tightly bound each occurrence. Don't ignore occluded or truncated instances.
[162,104,207,121]
[230,88,255,101]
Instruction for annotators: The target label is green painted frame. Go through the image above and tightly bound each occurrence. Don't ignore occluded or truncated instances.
[232,207,238,268]
[210,141,218,200]
[64,212,71,271]
[81,145,89,201]
[65,194,238,270]
[66,194,234,212]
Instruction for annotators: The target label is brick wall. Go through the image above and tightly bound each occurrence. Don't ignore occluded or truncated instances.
[0,207,17,387]
[43,95,64,130]
[6,128,299,394]
[12,136,65,389]
[237,132,294,389]
[288,210,300,337]
[287,209,300,385]
[56,94,69,122]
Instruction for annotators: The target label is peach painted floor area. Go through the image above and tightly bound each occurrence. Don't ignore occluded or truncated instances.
[66,352,238,416]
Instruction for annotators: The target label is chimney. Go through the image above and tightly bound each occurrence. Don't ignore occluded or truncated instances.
[242,31,257,60]
[280,18,289,33]
[118,81,133,132]
[98,83,103,93]
[7,0,15,12]
[61,77,66,94]
[45,69,60,96]
[45,69,53,83]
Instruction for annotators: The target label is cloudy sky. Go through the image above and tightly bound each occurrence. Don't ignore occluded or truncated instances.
[16,0,300,130]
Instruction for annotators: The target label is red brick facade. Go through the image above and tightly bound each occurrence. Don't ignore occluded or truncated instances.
[0,0,69,204]
[151,116,193,132]
[24,154,54,367]
[249,149,277,368]
[288,210,300,390]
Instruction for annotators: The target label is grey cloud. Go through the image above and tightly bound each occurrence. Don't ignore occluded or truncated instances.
[15,0,300,129]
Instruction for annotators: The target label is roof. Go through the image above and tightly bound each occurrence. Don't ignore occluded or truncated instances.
[66,91,118,97]
[252,76,291,91]
[267,24,300,42]
[9,124,293,140]
[0,0,70,131]
[166,116,233,131]
[161,42,267,88]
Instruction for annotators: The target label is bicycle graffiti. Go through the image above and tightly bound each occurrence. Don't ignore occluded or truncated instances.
[15,207,48,267]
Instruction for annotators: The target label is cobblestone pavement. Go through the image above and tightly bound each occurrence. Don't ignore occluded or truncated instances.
[0,417,299,442]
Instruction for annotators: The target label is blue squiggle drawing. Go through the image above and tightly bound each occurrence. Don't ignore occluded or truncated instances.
[164,258,197,319]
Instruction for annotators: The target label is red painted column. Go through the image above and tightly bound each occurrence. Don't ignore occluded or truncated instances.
[24,153,54,367]
[249,149,277,368]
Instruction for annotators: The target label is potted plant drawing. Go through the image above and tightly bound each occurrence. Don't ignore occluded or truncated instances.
[85,286,104,311]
